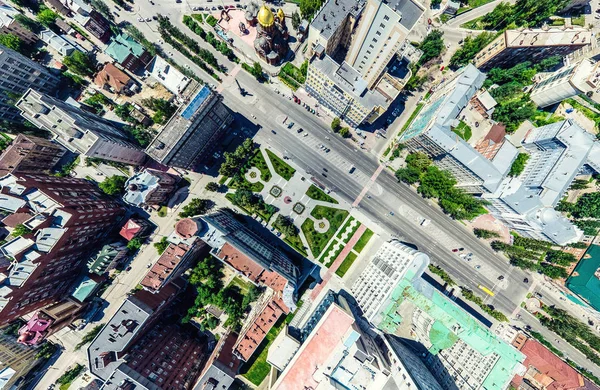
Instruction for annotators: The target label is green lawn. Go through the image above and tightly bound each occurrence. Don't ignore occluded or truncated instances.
[250,150,272,181]
[353,229,374,253]
[337,218,361,243]
[227,276,252,294]
[319,239,344,266]
[266,149,295,180]
[306,184,338,204]
[452,121,472,141]
[301,206,349,258]
[335,252,358,278]
[571,15,585,27]
[336,217,356,240]
[229,173,265,192]
[398,103,424,137]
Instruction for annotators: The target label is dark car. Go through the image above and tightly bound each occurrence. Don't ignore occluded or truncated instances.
[523,278,529,283]
[297,128,303,133]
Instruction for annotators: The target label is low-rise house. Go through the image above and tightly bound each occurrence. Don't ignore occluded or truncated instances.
[119,218,152,242]
[123,169,178,207]
[40,29,76,56]
[106,33,152,72]
[145,56,192,96]
[94,63,135,94]
[87,242,129,275]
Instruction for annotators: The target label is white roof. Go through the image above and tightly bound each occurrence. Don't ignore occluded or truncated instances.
[146,56,191,95]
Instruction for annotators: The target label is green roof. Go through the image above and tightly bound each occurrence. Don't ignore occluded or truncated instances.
[105,33,145,63]
[71,276,99,302]
[566,244,600,311]
[377,274,525,390]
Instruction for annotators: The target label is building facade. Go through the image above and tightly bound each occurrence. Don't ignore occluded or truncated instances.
[474,28,592,70]
[0,1,38,44]
[0,174,125,325]
[146,85,233,170]
[0,45,60,122]
[123,169,178,207]
[0,134,66,177]
[17,89,147,165]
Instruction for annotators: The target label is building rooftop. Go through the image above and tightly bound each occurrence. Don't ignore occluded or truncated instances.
[0,1,20,27]
[266,326,300,371]
[105,33,146,63]
[310,0,363,40]
[71,275,100,302]
[387,0,425,30]
[39,29,76,55]
[123,171,160,207]
[505,27,591,48]
[567,244,600,312]
[141,242,190,292]
[234,298,286,361]
[94,63,132,93]
[119,218,148,241]
[146,55,191,95]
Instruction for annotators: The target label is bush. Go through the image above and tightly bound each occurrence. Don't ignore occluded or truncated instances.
[205,182,219,192]
[12,224,32,237]
[127,237,143,252]
[331,117,341,132]
[206,15,218,26]
[449,32,495,69]
[428,264,456,286]
[509,153,529,177]
[474,228,500,239]
[98,175,127,196]
[179,198,213,218]
[74,324,104,350]
[154,237,169,254]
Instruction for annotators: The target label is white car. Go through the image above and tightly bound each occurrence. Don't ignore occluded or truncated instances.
[137,17,144,22]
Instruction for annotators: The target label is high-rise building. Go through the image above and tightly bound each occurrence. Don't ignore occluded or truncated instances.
[530,59,600,108]
[305,0,424,127]
[0,134,66,177]
[123,169,178,207]
[0,45,60,122]
[352,242,526,390]
[0,330,43,389]
[87,242,129,276]
[146,84,233,170]
[16,89,147,165]
[0,174,125,325]
[474,28,591,70]
[0,1,38,44]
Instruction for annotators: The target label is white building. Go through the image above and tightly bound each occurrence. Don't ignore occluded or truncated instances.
[16,89,146,165]
[351,240,429,325]
[145,56,192,96]
[0,1,38,44]
[530,59,600,108]
[39,29,76,56]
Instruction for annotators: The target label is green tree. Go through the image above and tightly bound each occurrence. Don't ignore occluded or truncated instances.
[98,175,127,196]
[274,215,298,237]
[0,34,22,53]
[492,97,537,133]
[418,30,444,66]
[205,182,219,192]
[299,0,324,19]
[509,153,529,176]
[74,324,104,350]
[14,14,41,32]
[545,250,576,266]
[331,117,341,132]
[540,263,568,279]
[63,51,95,77]
[154,237,169,254]
[338,127,350,138]
[395,166,422,184]
[90,0,113,21]
[127,237,143,252]
[570,179,589,190]
[12,224,32,237]
[431,0,442,6]
[474,228,500,239]
[179,198,213,218]
[292,11,301,30]
[449,32,495,69]
[36,8,57,27]
[232,188,255,209]
[35,342,57,359]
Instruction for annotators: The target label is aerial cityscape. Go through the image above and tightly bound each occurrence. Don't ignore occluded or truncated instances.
[0,0,599,388]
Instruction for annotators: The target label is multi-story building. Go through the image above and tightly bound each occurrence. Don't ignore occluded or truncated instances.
[305,0,424,127]
[400,64,517,194]
[17,89,147,165]
[87,242,129,275]
[0,45,60,122]
[74,10,111,43]
[193,332,241,390]
[197,209,299,311]
[0,134,66,177]
[0,330,43,389]
[119,217,153,242]
[105,33,153,72]
[146,84,234,170]
[123,169,178,207]
[0,1,38,44]
[352,242,526,390]
[0,173,125,325]
[530,58,600,108]
[474,28,592,70]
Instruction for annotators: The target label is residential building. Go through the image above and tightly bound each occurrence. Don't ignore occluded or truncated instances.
[0,134,66,177]
[73,10,111,43]
[530,58,600,108]
[40,29,76,56]
[271,292,444,390]
[351,240,430,325]
[193,332,241,390]
[146,56,192,96]
[94,63,135,94]
[0,45,61,122]
[399,64,517,194]
[474,28,592,70]
[0,1,37,44]
[444,0,460,14]
[0,173,125,325]
[106,33,152,72]
[17,298,85,345]
[197,209,299,311]
[87,242,129,275]
[17,89,147,165]
[567,244,600,313]
[0,330,42,389]
[146,84,233,170]
[305,0,424,127]
[123,169,178,207]
[140,219,205,292]
[119,218,152,242]
[470,89,497,118]
[71,274,103,303]
[352,242,526,390]
[512,338,599,389]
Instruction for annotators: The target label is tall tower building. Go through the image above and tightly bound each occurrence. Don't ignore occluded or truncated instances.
[0,174,125,325]
[0,134,66,177]
[16,89,147,165]
[0,45,60,122]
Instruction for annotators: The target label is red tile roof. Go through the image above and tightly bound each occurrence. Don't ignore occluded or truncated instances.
[512,339,587,390]
[2,212,33,228]
[141,243,190,292]
[119,219,143,241]
[233,298,285,361]
[484,123,507,144]
[175,218,198,238]
[94,63,132,93]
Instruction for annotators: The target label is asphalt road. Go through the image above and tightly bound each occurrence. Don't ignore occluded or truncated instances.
[221,70,530,315]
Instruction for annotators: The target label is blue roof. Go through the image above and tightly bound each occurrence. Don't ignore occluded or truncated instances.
[71,276,99,302]
[181,85,211,120]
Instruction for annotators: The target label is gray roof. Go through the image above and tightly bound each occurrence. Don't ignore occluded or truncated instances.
[387,0,425,30]
[490,141,519,177]
[310,0,364,40]
[123,171,160,207]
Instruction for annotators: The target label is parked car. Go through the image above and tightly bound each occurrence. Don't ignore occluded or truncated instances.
[287,122,294,129]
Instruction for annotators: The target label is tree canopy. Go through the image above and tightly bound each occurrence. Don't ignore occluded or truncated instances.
[179,198,213,218]
[0,34,22,53]
[449,32,496,69]
[36,8,58,27]
[98,175,127,196]
[63,51,95,77]
[480,0,570,30]
[418,30,444,66]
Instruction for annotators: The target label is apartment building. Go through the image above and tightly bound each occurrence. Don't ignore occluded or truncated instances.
[475,27,591,70]
[0,134,66,177]
[0,174,125,325]
[530,58,600,108]
[17,89,147,165]
[0,1,37,44]
[87,242,129,275]
[352,242,526,390]
[0,45,60,122]
[123,169,178,207]
[146,84,234,170]
[305,0,424,127]
[0,331,42,389]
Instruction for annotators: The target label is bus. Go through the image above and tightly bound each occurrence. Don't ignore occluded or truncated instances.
[478,285,495,297]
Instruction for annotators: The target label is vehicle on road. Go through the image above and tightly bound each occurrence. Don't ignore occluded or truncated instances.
[322,173,327,177]
[297,128,303,133]
[303,133,308,137]
[389,211,394,216]
[523,278,529,283]
[323,168,328,172]
[475,265,481,269]
[478,285,495,296]
[137,17,144,21]
[349,165,356,173]
[126,266,132,272]
[271,130,277,134]
[498,275,504,280]
[452,248,459,252]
